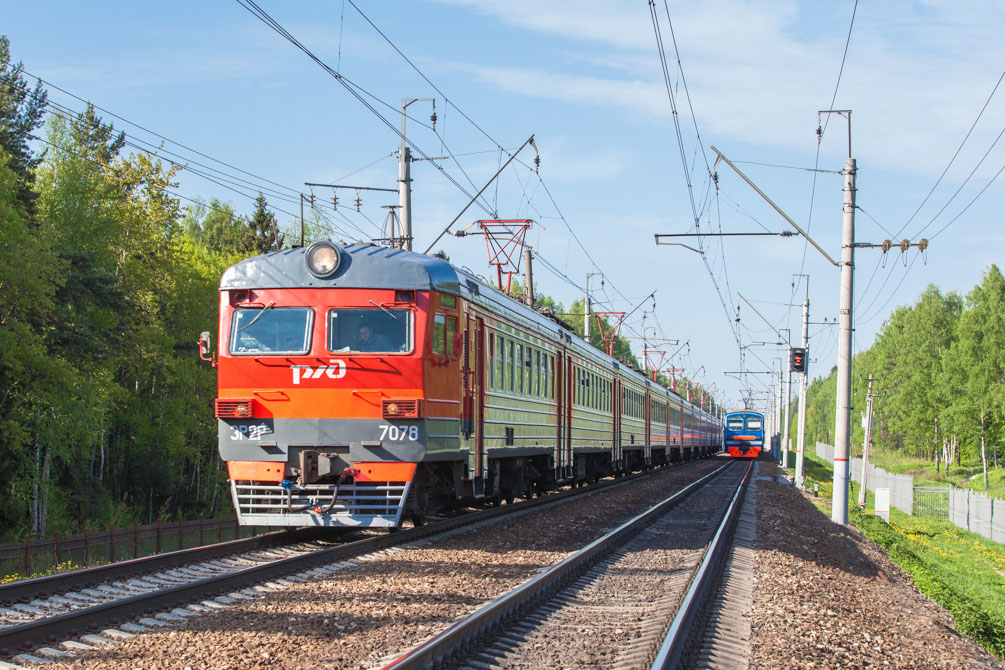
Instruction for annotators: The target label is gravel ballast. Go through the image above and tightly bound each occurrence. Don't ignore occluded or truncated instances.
[37,461,726,670]
[16,456,1005,669]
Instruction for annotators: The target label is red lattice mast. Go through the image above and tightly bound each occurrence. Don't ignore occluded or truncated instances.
[643,350,667,381]
[593,312,625,356]
[474,219,532,293]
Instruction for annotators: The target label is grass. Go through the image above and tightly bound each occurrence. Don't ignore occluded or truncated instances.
[780,449,1005,659]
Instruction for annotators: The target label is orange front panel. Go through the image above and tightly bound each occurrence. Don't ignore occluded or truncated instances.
[228,461,286,482]
[353,462,417,482]
[216,387,424,419]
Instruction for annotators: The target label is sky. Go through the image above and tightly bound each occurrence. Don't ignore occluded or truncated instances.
[4,0,1003,414]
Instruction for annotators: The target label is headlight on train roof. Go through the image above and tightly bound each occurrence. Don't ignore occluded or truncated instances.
[305,241,341,278]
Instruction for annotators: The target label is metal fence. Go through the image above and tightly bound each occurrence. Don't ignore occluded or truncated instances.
[0,516,265,583]
[850,458,915,516]
[814,441,1005,544]
[914,487,949,521]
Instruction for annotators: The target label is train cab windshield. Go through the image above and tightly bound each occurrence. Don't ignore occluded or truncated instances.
[745,416,763,430]
[328,308,412,354]
[726,416,744,431]
[230,307,313,355]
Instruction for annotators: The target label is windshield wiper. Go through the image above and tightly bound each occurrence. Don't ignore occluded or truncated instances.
[237,300,276,332]
[369,300,403,321]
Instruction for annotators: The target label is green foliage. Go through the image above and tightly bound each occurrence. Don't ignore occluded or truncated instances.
[798,269,1005,484]
[247,192,282,255]
[0,35,47,211]
[0,38,250,541]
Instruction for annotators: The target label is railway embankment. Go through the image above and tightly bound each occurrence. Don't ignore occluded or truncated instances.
[751,459,1004,669]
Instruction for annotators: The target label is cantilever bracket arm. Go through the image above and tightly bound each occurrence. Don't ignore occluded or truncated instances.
[654,239,704,254]
[710,145,838,267]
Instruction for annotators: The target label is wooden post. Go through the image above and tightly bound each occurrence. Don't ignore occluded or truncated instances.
[178,517,185,551]
[156,519,162,555]
[84,527,90,566]
[23,535,30,578]
[199,514,205,547]
[109,524,116,563]
[133,522,139,559]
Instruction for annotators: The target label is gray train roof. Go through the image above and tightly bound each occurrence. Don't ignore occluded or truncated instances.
[220,243,461,293]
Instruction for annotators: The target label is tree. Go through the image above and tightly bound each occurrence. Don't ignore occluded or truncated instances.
[0,35,47,212]
[943,266,1005,488]
[247,192,282,255]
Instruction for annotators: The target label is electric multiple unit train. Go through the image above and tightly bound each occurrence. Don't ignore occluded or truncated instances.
[724,410,764,458]
[203,242,723,528]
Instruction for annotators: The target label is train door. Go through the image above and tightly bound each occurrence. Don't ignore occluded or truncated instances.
[461,315,486,495]
[553,348,565,479]
[474,317,486,484]
[644,390,651,468]
[566,356,574,479]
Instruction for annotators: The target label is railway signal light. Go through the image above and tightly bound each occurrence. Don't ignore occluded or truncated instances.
[790,347,807,373]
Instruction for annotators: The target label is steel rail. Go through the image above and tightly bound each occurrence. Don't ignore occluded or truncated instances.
[379,460,739,670]
[650,459,754,669]
[0,460,701,655]
[0,527,331,604]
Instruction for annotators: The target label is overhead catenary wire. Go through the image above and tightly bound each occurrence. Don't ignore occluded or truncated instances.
[648,0,740,350]
[233,0,501,218]
[895,69,1005,239]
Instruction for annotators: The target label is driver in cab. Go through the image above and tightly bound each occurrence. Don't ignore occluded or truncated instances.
[355,321,392,352]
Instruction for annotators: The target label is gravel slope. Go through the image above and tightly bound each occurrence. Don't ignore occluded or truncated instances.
[751,461,1005,670]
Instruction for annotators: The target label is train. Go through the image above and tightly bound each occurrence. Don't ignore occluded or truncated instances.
[723,410,764,458]
[200,241,723,528]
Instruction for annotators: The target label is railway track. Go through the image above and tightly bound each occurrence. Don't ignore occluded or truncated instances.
[0,461,707,665]
[377,459,753,670]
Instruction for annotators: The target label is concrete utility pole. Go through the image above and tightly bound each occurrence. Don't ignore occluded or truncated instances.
[795,276,810,488]
[399,98,435,251]
[782,360,792,469]
[833,152,857,525]
[858,373,876,508]
[774,368,782,461]
[523,247,534,307]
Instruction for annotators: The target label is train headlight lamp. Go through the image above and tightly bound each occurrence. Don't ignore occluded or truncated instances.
[305,241,341,278]
[385,402,400,416]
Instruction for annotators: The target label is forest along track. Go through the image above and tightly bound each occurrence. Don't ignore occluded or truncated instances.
[379,460,751,670]
[0,459,726,666]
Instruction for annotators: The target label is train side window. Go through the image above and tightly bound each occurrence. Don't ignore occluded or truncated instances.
[546,356,553,399]
[517,343,524,395]
[432,314,446,354]
[533,350,540,397]
[446,316,457,356]
[507,340,515,393]
[489,334,495,389]
[441,294,456,309]
[495,336,504,390]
